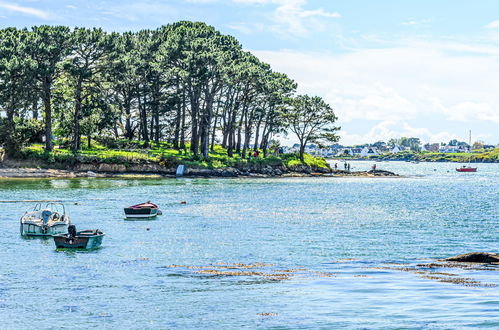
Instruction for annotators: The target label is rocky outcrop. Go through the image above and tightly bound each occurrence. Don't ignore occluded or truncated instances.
[444,252,499,263]
[331,169,398,177]
[368,169,398,176]
[184,167,240,177]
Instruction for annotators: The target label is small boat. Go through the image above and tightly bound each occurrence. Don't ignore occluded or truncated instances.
[456,130,477,173]
[20,203,70,236]
[456,165,477,172]
[53,225,104,249]
[124,201,161,219]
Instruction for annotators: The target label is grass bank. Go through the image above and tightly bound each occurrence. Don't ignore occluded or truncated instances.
[333,149,499,163]
[4,141,330,175]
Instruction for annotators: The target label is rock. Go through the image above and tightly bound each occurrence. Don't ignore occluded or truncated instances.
[444,252,499,263]
[98,163,127,172]
[368,169,398,176]
[184,168,212,177]
[220,167,240,177]
[262,166,273,175]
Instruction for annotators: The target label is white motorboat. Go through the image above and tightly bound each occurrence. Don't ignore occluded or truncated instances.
[20,203,71,236]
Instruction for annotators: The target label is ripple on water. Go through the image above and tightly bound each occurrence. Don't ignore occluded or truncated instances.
[0,163,498,328]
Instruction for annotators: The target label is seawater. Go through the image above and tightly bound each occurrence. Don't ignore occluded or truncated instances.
[0,161,497,329]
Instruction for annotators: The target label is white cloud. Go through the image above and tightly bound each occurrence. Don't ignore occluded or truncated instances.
[484,20,499,29]
[100,2,177,22]
[340,121,460,145]
[231,0,340,37]
[401,19,430,26]
[254,39,499,144]
[227,22,265,34]
[0,1,50,19]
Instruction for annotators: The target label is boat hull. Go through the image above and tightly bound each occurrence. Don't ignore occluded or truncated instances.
[53,232,104,249]
[124,207,158,219]
[21,223,69,236]
[456,168,477,172]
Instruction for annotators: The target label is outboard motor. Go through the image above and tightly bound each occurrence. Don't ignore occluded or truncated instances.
[68,225,77,238]
[41,210,52,225]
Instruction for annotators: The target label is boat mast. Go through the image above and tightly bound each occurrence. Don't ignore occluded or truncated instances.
[468,130,472,165]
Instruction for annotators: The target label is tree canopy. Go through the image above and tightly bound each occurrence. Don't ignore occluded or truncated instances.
[0,22,338,159]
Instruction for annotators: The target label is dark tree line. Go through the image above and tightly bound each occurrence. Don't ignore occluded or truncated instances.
[0,22,337,159]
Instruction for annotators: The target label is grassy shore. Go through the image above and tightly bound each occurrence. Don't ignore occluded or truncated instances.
[1,141,330,174]
[333,149,499,163]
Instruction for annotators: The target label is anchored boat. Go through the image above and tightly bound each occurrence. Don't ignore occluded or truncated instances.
[53,225,104,249]
[124,201,161,219]
[456,165,477,172]
[20,203,70,236]
[456,130,477,173]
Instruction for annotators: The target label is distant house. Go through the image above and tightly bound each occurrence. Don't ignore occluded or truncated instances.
[391,145,406,153]
[360,147,379,157]
[336,148,361,157]
[439,145,464,153]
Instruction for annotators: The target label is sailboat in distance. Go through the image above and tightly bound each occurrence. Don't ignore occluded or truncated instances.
[456,130,477,172]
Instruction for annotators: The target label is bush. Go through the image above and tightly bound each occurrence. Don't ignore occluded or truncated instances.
[0,118,43,156]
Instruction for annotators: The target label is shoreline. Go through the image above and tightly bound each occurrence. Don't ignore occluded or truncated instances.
[327,157,499,163]
[0,167,399,179]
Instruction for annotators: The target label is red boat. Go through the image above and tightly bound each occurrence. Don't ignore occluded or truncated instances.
[456,131,477,173]
[456,166,477,172]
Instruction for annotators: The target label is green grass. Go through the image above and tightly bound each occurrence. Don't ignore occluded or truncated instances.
[363,149,499,163]
[17,142,330,170]
[282,152,329,169]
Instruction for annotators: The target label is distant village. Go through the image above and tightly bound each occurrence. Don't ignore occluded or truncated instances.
[282,138,499,158]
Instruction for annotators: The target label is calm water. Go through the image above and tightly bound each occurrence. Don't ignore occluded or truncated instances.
[0,161,498,329]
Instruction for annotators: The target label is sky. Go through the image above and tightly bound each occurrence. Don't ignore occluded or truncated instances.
[1,0,499,145]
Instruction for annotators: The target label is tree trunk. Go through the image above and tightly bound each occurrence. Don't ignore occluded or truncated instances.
[124,100,133,140]
[42,78,53,151]
[173,84,181,149]
[138,91,149,148]
[253,118,262,151]
[32,98,38,120]
[201,88,215,158]
[72,79,82,152]
[180,88,186,149]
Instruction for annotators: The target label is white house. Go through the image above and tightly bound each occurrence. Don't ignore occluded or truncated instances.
[439,145,461,153]
[360,147,379,157]
[391,145,406,153]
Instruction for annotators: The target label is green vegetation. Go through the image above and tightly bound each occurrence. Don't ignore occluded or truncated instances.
[368,150,499,163]
[284,95,339,162]
[0,22,338,170]
[17,141,330,171]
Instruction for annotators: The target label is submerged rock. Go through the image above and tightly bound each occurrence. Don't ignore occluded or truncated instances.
[367,169,398,176]
[444,252,499,263]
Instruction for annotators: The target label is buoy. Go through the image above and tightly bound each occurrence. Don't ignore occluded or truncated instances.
[146,228,150,231]
[181,201,187,204]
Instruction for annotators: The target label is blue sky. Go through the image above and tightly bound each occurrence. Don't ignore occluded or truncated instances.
[1,0,499,145]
